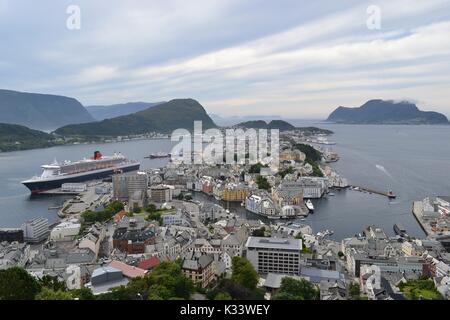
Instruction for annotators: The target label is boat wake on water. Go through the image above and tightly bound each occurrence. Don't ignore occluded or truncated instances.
[375,164,394,180]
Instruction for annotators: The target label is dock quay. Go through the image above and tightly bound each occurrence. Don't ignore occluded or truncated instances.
[40,190,80,195]
[412,201,430,236]
[349,185,396,199]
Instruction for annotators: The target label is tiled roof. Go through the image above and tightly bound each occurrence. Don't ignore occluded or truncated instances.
[137,256,160,270]
[109,260,147,278]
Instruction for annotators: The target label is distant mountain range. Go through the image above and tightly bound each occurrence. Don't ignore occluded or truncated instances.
[54,98,217,136]
[327,99,449,125]
[0,89,94,130]
[0,123,59,152]
[86,102,165,120]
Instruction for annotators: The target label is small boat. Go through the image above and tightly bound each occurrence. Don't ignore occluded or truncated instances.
[387,190,396,199]
[394,223,408,237]
[329,192,335,196]
[305,199,314,213]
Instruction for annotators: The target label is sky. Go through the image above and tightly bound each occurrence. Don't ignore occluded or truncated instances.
[1,0,450,118]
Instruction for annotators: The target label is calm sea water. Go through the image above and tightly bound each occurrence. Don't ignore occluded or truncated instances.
[1,123,449,240]
[0,139,175,227]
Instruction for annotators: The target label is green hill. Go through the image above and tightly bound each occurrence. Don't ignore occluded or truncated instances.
[86,102,165,120]
[0,123,59,152]
[54,99,217,136]
[233,119,333,134]
[0,89,94,130]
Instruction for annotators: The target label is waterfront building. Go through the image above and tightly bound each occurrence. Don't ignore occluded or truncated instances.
[296,177,326,199]
[222,183,249,202]
[21,217,49,243]
[0,228,24,243]
[245,236,302,275]
[246,194,263,214]
[272,181,304,206]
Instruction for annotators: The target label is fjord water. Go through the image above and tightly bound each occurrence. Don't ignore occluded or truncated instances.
[0,139,175,227]
[1,124,449,240]
[290,121,450,239]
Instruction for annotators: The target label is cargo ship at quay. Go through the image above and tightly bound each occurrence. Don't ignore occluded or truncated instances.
[21,151,140,194]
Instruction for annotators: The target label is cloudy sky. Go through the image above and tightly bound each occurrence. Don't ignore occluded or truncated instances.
[1,0,450,118]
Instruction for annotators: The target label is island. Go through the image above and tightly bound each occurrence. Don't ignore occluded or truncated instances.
[326,99,449,125]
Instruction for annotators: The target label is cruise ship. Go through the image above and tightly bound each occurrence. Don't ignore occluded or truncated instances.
[22,151,140,194]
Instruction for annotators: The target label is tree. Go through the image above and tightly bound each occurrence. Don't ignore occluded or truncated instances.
[256,176,270,190]
[231,257,259,291]
[349,283,361,299]
[145,204,157,213]
[0,267,41,300]
[214,292,232,300]
[252,227,267,237]
[279,166,294,178]
[38,275,67,292]
[35,287,73,300]
[273,277,320,300]
[147,262,194,299]
[293,143,322,162]
[249,163,268,174]
[71,287,95,300]
[132,206,141,214]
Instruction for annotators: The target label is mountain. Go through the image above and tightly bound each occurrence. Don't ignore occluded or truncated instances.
[234,120,296,131]
[327,99,449,125]
[233,119,332,134]
[86,102,165,120]
[0,123,59,152]
[0,89,94,130]
[54,98,217,136]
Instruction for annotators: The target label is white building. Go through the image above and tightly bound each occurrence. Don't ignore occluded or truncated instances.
[50,219,81,242]
[21,217,49,243]
[245,236,302,275]
[61,183,87,193]
[246,195,262,214]
[78,223,105,258]
[297,177,326,199]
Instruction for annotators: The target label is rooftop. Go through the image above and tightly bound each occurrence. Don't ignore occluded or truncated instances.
[245,236,301,251]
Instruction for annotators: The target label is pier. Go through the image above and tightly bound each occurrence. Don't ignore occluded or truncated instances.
[350,185,396,199]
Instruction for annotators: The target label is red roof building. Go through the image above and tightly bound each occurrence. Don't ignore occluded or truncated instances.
[137,256,160,270]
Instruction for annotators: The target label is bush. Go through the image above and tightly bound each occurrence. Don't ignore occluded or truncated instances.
[273,277,320,300]
[256,176,270,190]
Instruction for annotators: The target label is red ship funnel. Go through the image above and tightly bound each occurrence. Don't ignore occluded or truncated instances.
[92,151,103,160]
